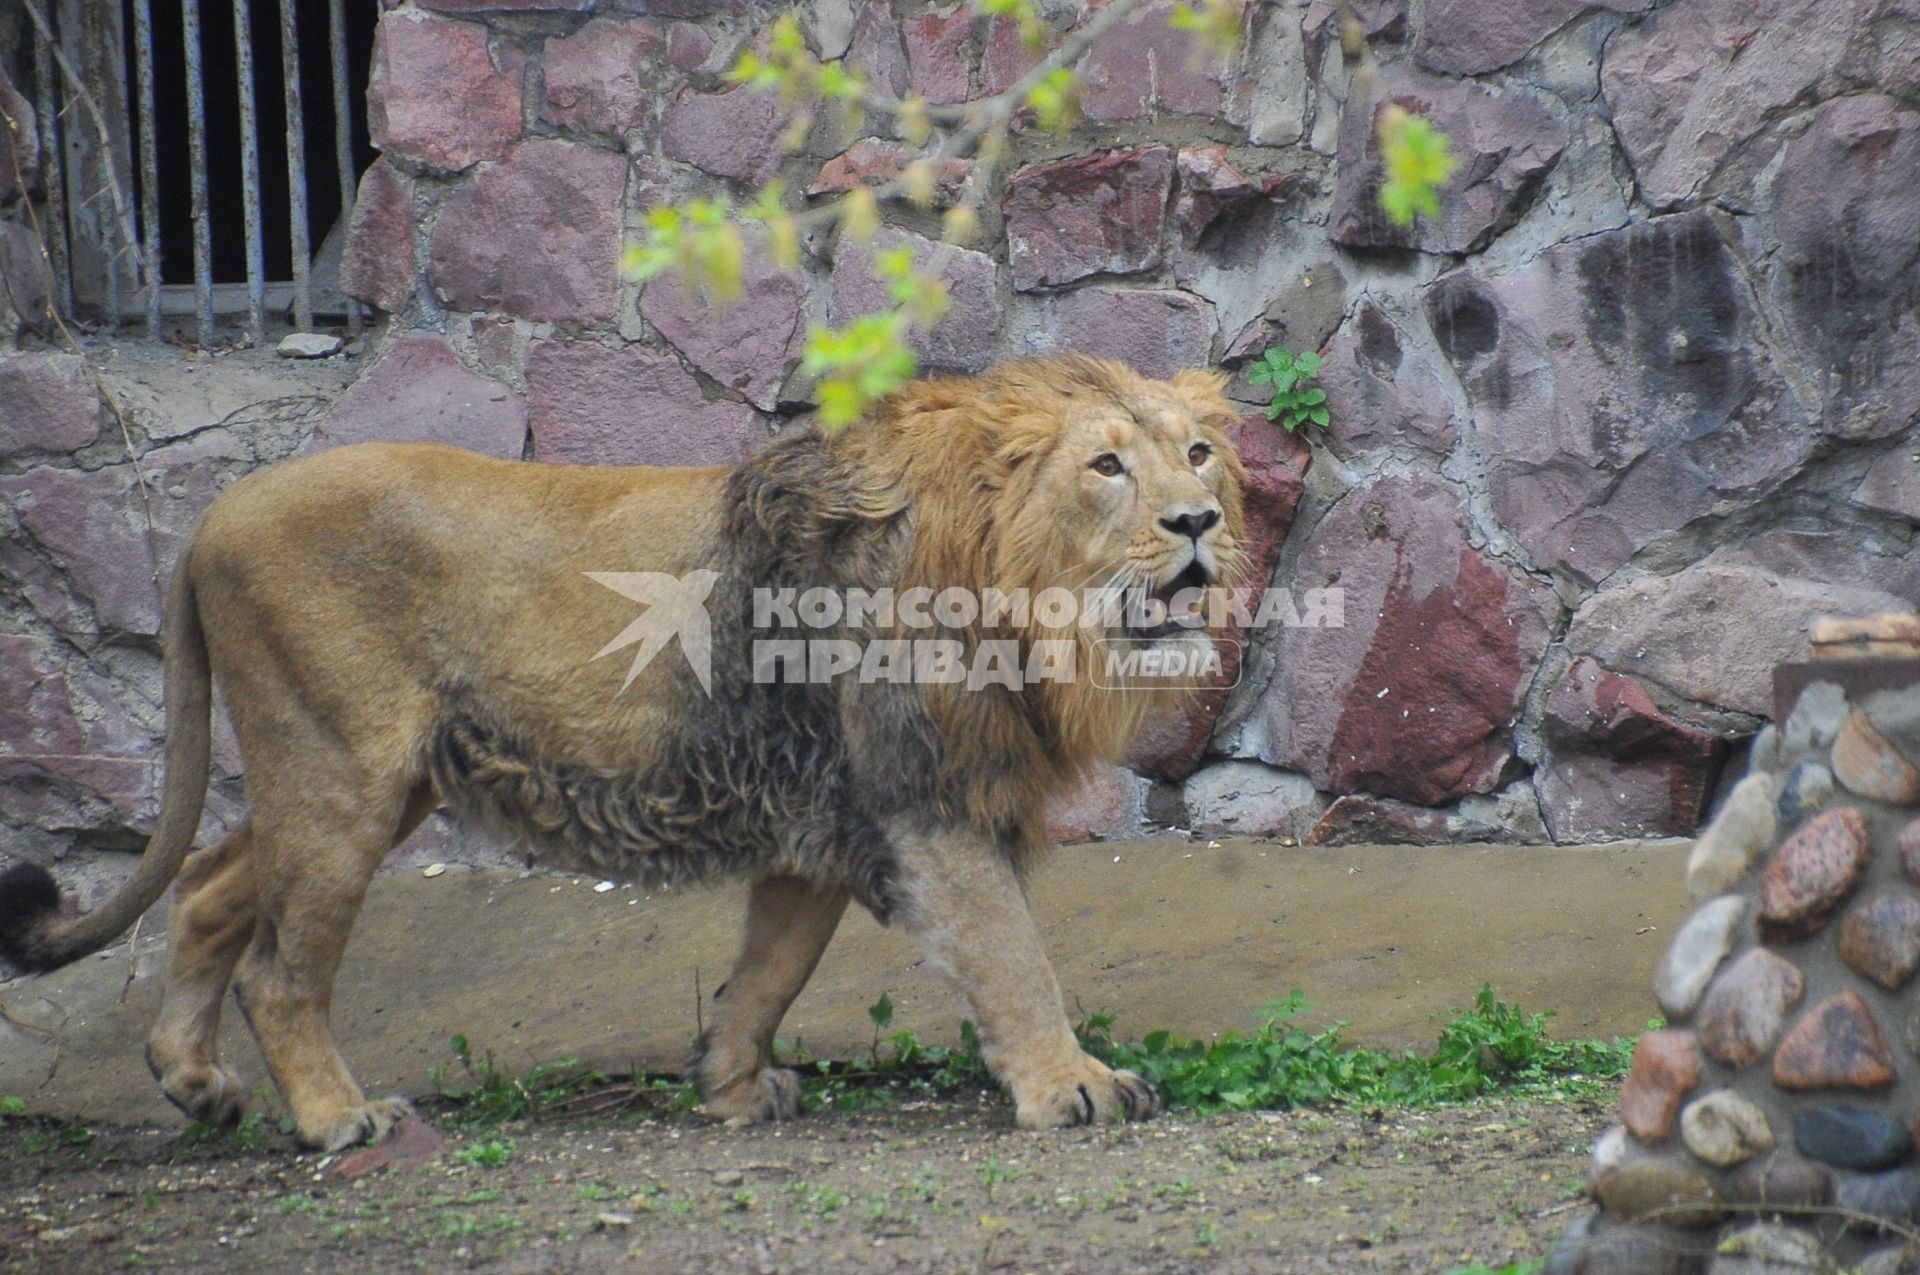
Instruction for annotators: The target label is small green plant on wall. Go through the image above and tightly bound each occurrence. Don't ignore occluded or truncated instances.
[1247,348,1328,433]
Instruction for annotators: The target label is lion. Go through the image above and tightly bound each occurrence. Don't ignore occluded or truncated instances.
[0,355,1250,1151]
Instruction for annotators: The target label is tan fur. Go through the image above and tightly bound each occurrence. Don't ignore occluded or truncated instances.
[2,356,1248,1147]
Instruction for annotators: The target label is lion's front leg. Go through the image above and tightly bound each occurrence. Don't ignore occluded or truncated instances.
[695,874,850,1123]
[890,823,1162,1129]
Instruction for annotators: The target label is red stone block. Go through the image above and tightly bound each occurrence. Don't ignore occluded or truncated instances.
[306,337,527,459]
[1696,948,1805,1068]
[1078,0,1241,122]
[366,13,522,171]
[1003,148,1173,291]
[541,18,663,135]
[641,229,807,411]
[1759,808,1870,941]
[1838,892,1920,990]
[525,340,759,467]
[1620,1029,1703,1140]
[904,8,973,105]
[981,12,1041,96]
[1238,477,1556,806]
[1535,657,1726,842]
[1044,762,1147,843]
[660,86,784,182]
[427,140,627,324]
[1045,288,1218,382]
[809,139,974,205]
[338,158,415,314]
[0,353,102,458]
[1772,991,1897,1091]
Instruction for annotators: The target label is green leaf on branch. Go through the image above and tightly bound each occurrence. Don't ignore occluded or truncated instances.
[620,198,745,304]
[1023,68,1080,134]
[976,0,1047,49]
[1168,0,1245,60]
[727,10,863,118]
[803,312,919,432]
[741,181,801,269]
[801,246,947,429]
[1377,105,1458,227]
[839,186,881,243]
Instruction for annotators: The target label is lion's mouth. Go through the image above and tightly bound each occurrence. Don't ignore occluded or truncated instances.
[1123,560,1213,641]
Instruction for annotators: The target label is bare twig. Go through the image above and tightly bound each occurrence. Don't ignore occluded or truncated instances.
[118,913,142,1004]
[0,999,71,1090]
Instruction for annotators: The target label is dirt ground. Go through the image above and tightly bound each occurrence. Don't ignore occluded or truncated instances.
[0,1084,1608,1274]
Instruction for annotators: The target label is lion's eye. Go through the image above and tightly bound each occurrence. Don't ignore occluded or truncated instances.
[1188,443,1211,467]
[1091,453,1125,478]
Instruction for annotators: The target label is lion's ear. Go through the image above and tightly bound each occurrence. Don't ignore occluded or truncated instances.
[1168,368,1235,424]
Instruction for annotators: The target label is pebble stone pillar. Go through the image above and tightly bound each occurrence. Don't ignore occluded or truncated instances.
[1551,631,1920,1275]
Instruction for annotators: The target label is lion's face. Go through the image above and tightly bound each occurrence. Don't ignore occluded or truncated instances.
[993,367,1249,644]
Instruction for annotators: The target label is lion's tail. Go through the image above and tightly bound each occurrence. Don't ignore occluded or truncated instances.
[0,535,213,974]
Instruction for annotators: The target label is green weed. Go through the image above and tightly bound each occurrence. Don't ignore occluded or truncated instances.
[429,1034,610,1125]
[1077,985,1632,1114]
[1247,347,1328,433]
[452,1138,515,1169]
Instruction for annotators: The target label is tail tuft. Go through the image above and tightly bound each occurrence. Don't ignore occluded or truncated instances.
[0,860,62,974]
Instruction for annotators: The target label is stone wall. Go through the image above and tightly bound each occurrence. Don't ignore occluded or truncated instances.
[3,0,1919,890]
[1558,671,1920,1274]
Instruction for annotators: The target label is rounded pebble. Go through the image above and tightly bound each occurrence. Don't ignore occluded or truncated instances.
[1680,1090,1773,1167]
[1776,761,1834,825]
[1793,1106,1913,1171]
[1656,895,1747,1018]
[1593,1156,1724,1227]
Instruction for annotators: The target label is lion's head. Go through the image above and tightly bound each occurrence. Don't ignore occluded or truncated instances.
[829,355,1253,845]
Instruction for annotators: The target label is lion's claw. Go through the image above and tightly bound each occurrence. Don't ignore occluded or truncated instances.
[156,1061,247,1128]
[1015,1058,1162,1129]
[703,1067,804,1125]
[303,1096,415,1152]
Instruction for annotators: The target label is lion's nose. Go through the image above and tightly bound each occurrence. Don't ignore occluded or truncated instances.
[1159,508,1221,540]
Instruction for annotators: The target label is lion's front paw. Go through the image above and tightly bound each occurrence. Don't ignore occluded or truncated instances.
[701,1067,804,1125]
[156,1061,247,1129]
[1013,1056,1162,1130]
[302,1096,415,1153]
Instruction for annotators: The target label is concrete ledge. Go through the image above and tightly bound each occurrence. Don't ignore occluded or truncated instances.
[0,838,1686,1125]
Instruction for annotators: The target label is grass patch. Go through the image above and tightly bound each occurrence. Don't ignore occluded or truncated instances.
[423,984,1634,1129]
[429,1035,612,1126]
[1079,985,1638,1113]
[451,1137,515,1169]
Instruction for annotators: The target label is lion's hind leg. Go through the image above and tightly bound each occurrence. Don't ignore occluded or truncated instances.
[146,822,258,1127]
[230,780,435,1152]
[695,874,850,1123]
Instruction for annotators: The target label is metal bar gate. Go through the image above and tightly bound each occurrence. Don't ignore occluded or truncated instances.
[16,0,363,345]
